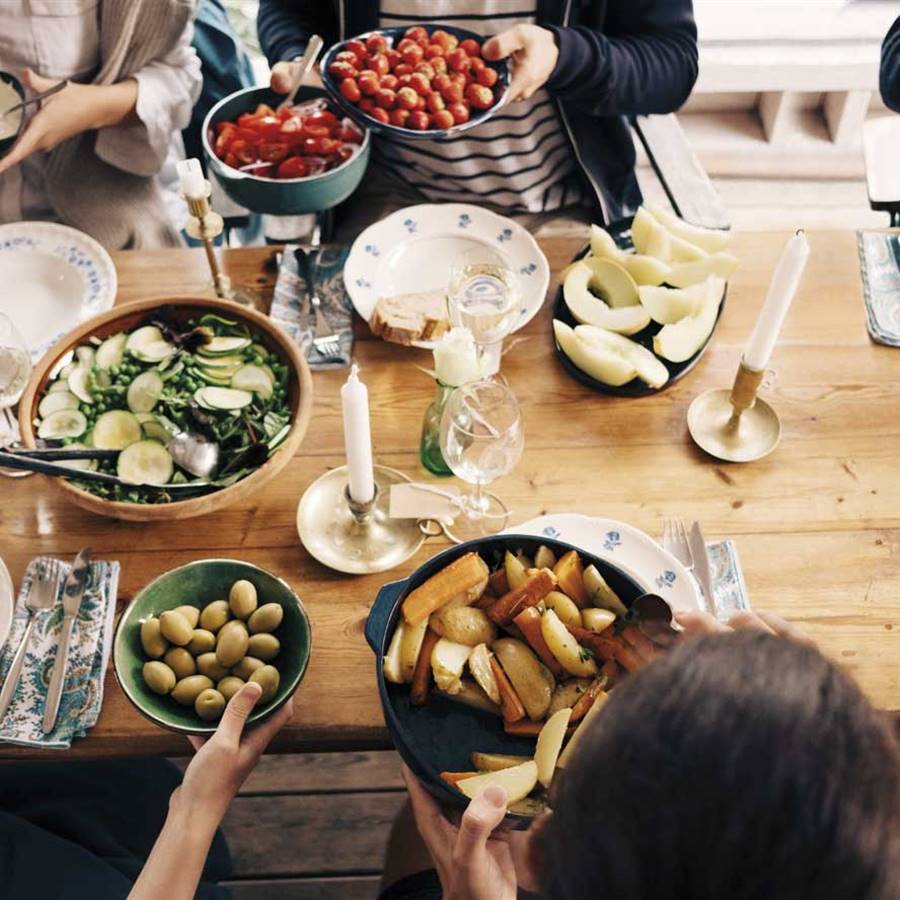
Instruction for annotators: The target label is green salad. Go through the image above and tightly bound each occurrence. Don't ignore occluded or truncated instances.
[33,310,293,503]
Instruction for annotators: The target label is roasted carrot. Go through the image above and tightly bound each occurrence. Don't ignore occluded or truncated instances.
[471,591,496,611]
[410,627,441,706]
[621,624,657,662]
[488,567,510,596]
[602,658,620,687]
[513,607,566,678]
[402,552,490,626]
[566,623,644,673]
[490,656,526,722]
[486,569,556,626]
[569,677,606,722]
[440,771,480,788]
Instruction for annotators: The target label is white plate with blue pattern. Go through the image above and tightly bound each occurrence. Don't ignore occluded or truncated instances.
[0,221,117,360]
[507,512,702,613]
[344,203,550,349]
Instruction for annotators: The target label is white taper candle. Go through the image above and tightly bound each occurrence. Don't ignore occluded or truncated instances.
[341,363,375,504]
[744,230,810,372]
[176,158,206,200]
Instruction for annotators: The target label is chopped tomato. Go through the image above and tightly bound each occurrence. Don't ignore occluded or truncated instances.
[276,105,294,121]
[276,157,308,179]
[254,103,276,117]
[258,141,290,163]
[306,111,338,129]
[229,139,255,164]
[215,121,236,136]
[318,137,342,155]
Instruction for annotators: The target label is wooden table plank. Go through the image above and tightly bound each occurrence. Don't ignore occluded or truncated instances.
[2,228,898,760]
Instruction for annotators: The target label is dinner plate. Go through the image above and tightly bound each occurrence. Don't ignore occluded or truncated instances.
[508,512,702,612]
[0,222,117,360]
[345,203,550,349]
[552,218,727,397]
[0,556,14,656]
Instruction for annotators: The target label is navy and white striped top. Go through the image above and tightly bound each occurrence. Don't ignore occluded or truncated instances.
[376,0,586,212]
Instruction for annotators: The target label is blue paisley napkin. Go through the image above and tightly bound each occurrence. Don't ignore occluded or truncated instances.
[856,230,900,347]
[270,244,354,369]
[0,558,119,749]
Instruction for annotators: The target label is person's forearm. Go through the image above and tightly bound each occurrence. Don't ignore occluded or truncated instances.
[258,0,311,66]
[128,801,219,900]
[881,17,900,112]
[91,79,139,130]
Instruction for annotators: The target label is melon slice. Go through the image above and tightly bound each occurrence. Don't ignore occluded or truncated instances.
[563,260,649,335]
[589,225,671,286]
[647,204,732,253]
[577,325,670,389]
[630,207,672,260]
[653,277,725,362]
[639,281,711,325]
[666,254,740,288]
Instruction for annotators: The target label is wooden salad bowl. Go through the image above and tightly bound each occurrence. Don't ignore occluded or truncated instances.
[18,295,313,522]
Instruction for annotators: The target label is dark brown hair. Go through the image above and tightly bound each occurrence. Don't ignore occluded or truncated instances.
[541,631,900,900]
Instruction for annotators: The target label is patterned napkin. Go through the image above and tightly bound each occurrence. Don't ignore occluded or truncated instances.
[856,230,900,347]
[270,244,354,369]
[0,558,119,749]
[706,539,751,622]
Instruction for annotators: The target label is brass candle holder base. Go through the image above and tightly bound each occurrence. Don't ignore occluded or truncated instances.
[296,465,425,574]
[687,361,781,463]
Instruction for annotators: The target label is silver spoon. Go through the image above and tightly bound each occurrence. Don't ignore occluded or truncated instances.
[166,431,219,479]
[1,79,69,120]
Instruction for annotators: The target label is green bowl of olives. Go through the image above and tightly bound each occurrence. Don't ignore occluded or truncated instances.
[113,559,311,735]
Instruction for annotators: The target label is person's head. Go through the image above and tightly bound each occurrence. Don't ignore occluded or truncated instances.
[531,631,900,900]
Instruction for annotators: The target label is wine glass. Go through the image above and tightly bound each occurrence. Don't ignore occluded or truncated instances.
[0,313,33,477]
[447,248,519,376]
[439,378,524,542]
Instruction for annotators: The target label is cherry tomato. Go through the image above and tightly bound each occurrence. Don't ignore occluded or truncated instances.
[431,30,459,52]
[432,108,455,130]
[394,63,414,77]
[369,53,390,76]
[415,94,426,110]
[449,71,467,86]
[346,39,368,59]
[469,57,486,73]
[366,34,388,55]
[396,38,417,53]
[425,43,444,60]
[401,44,424,66]
[358,71,380,96]
[387,49,403,69]
[408,110,431,131]
[390,108,410,128]
[404,25,429,43]
[477,66,499,88]
[426,92,446,114]
[459,38,481,58]
[340,77,362,102]
[466,83,494,110]
[277,157,308,179]
[431,56,448,75]
[409,72,431,95]
[329,60,358,80]
[369,107,390,124]
[432,73,452,94]
[447,102,470,124]
[379,73,399,91]
[414,62,436,80]
[258,141,289,162]
[440,81,464,104]
[446,49,470,73]
[375,88,397,110]
[396,86,419,111]
[335,50,362,68]
[358,98,376,113]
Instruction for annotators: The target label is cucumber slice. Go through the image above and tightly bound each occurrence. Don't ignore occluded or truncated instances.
[198,336,252,356]
[251,342,268,358]
[194,386,253,410]
[231,365,273,400]
[75,346,95,369]
[117,440,173,485]
[136,413,177,443]
[67,368,93,404]
[96,333,127,369]
[47,380,70,393]
[57,443,98,472]
[126,326,174,362]
[39,391,80,418]
[268,424,291,450]
[193,353,244,369]
[92,410,142,450]
[126,370,163,413]
[88,368,111,393]
[58,362,76,380]
[198,313,239,329]
[37,409,87,440]
[197,368,234,386]
[159,359,184,381]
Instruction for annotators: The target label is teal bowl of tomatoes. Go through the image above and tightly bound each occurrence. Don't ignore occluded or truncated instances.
[202,85,370,216]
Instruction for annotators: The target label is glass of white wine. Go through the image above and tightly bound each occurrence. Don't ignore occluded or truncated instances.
[447,248,518,375]
[0,313,32,477]
[439,377,524,542]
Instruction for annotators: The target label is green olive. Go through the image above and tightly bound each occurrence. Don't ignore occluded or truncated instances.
[159,610,193,646]
[216,620,249,667]
[195,688,226,721]
[249,664,280,703]
[199,600,231,633]
[196,652,230,681]
[229,580,258,620]
[143,661,176,695]
[170,674,214,706]
[232,656,265,680]
[174,605,200,628]
[247,633,280,662]
[188,628,216,655]
[248,603,283,635]
[217,675,245,702]
[163,647,197,680]
[140,617,168,658]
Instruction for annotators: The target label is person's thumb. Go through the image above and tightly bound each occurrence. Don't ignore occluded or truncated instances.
[21,68,62,95]
[270,62,296,95]
[482,28,525,62]
[455,784,508,857]
[217,681,263,745]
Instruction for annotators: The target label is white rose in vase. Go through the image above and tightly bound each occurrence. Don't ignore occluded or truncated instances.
[432,328,483,387]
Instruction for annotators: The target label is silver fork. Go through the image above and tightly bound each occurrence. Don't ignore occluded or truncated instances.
[662,516,695,578]
[0,559,63,721]
[296,225,342,360]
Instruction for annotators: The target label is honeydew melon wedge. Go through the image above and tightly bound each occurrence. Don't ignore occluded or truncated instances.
[589,226,671,286]
[647,204,732,253]
[126,326,174,362]
[630,208,671,260]
[653,277,725,362]
[563,260,650,336]
[95,333,127,369]
[577,325,670,388]
[639,281,710,325]
[666,254,740,288]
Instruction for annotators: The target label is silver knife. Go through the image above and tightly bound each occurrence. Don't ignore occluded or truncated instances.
[688,522,716,618]
[42,547,92,734]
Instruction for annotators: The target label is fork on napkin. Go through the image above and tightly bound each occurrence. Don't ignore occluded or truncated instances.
[0,557,119,749]
[856,230,900,347]
[270,243,354,369]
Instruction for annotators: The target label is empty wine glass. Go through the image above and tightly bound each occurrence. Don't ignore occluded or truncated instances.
[447,248,519,376]
[439,377,524,541]
[0,313,33,477]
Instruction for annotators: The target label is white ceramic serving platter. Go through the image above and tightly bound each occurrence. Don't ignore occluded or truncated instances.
[0,556,14,656]
[0,221,117,359]
[508,512,702,613]
[344,203,550,349]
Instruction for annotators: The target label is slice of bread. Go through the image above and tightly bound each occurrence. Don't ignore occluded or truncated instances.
[370,291,450,345]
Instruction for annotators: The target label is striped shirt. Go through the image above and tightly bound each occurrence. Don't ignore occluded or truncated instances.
[376,0,586,212]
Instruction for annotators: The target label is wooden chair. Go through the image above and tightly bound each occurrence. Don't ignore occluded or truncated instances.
[863,116,900,227]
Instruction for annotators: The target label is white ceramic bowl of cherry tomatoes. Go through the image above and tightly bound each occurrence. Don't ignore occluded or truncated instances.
[321,25,510,139]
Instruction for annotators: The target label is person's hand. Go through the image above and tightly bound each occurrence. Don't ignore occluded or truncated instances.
[403,765,517,900]
[676,609,816,647]
[172,682,293,827]
[482,25,559,103]
[270,60,324,94]
[0,68,138,175]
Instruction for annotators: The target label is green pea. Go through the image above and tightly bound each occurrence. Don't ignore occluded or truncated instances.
[109,365,119,376]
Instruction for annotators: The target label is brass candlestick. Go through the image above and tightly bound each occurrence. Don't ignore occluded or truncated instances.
[687,359,781,462]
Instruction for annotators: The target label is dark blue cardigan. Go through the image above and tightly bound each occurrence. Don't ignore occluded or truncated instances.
[257,0,698,223]
[882,16,900,113]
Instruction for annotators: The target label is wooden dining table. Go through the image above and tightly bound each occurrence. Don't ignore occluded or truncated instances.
[2,228,898,759]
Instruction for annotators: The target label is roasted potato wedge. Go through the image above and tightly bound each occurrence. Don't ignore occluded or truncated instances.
[457,761,538,804]
[437,680,501,715]
[468,643,500,704]
[471,751,532,772]
[508,795,549,817]
[548,678,594,716]
[431,638,473,694]
[383,621,406,684]
[504,551,528,591]
[514,550,534,570]
[534,545,557,570]
[541,609,599,677]
[558,690,609,768]
[582,607,617,633]
[430,606,497,647]
[399,617,429,683]
[553,551,589,607]
[493,638,553,721]
[543,591,583,629]
[535,707,572,788]
[583,565,628,616]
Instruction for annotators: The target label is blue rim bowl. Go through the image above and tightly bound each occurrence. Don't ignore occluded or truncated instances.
[0,71,25,158]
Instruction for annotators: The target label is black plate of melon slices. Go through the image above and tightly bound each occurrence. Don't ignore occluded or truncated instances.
[551,210,736,398]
